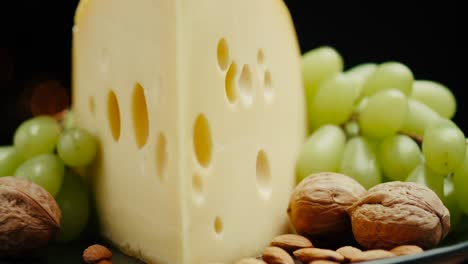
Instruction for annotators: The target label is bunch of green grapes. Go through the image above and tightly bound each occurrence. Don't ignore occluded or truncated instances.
[0,110,96,243]
[298,46,467,232]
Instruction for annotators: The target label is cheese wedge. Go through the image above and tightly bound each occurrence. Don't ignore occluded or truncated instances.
[72,0,306,263]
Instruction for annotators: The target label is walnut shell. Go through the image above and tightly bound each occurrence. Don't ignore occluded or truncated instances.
[349,181,450,250]
[287,172,366,248]
[0,176,61,256]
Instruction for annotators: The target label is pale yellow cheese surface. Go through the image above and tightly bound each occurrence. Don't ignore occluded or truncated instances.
[72,0,306,263]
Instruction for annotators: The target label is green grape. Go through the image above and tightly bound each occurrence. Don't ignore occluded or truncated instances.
[55,170,90,243]
[340,136,382,189]
[443,175,463,231]
[63,109,75,129]
[344,120,360,138]
[345,63,377,83]
[411,80,456,119]
[359,89,408,139]
[453,145,468,215]
[14,153,65,196]
[296,124,346,183]
[400,98,442,136]
[13,116,61,159]
[361,61,414,96]
[0,146,25,177]
[355,97,368,113]
[345,63,377,97]
[423,119,466,175]
[302,47,343,128]
[57,128,97,167]
[309,73,360,130]
[378,134,421,181]
[406,163,444,198]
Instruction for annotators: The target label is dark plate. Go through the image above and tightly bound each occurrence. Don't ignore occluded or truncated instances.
[2,217,468,264]
[1,235,467,264]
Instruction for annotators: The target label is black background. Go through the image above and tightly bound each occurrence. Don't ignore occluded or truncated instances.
[0,1,461,145]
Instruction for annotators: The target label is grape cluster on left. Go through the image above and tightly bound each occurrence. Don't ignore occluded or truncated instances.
[0,110,97,243]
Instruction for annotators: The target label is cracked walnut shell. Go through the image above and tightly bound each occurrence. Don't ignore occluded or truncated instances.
[348,181,450,250]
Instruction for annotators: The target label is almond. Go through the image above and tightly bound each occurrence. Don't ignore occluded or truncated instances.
[293,248,344,263]
[270,234,314,252]
[83,244,113,263]
[390,245,424,256]
[350,249,396,262]
[336,246,362,261]
[262,246,294,264]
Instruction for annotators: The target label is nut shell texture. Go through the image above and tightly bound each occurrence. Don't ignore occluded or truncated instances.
[287,172,366,246]
[0,177,61,256]
[349,181,450,249]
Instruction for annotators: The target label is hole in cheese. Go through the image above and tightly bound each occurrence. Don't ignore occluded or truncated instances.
[257,49,265,66]
[107,90,121,141]
[225,62,238,104]
[89,96,95,116]
[156,132,168,181]
[214,216,223,235]
[192,173,204,203]
[217,38,229,71]
[239,64,254,106]
[264,70,274,102]
[132,83,149,148]
[193,114,213,168]
[256,149,272,199]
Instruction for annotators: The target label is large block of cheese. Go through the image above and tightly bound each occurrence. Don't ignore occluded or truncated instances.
[72,0,306,263]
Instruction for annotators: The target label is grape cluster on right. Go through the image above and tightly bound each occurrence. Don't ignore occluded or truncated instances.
[297,46,467,231]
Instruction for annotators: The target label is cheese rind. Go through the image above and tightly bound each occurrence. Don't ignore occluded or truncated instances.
[72,0,306,263]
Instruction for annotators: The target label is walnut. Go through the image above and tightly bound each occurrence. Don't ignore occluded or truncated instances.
[349,181,450,250]
[0,176,61,256]
[287,172,366,248]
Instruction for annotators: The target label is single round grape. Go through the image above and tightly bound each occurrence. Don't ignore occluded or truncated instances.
[359,89,408,139]
[406,163,444,198]
[57,128,97,167]
[443,175,463,231]
[55,170,90,243]
[296,125,346,183]
[309,73,360,130]
[14,153,65,196]
[0,146,25,177]
[423,120,466,175]
[302,47,343,124]
[362,61,414,96]
[400,98,442,136]
[378,134,421,181]
[13,116,61,159]
[339,136,382,189]
[453,145,468,215]
[411,80,456,119]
